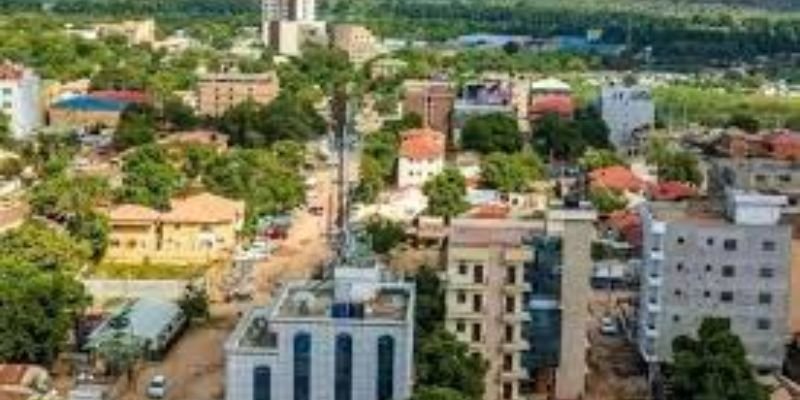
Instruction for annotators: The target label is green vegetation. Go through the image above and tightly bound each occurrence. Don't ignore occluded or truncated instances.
[90,262,207,280]
[646,136,703,185]
[578,148,626,171]
[177,284,211,321]
[113,105,157,150]
[460,113,522,154]
[589,187,628,214]
[480,152,545,193]
[532,110,610,161]
[668,318,767,400]
[364,216,406,254]
[116,144,184,210]
[218,94,326,147]
[0,221,91,273]
[423,168,469,219]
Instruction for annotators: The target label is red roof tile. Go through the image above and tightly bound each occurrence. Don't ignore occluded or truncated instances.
[590,166,644,192]
[649,181,697,201]
[529,94,574,119]
[89,90,150,104]
[468,203,510,219]
[399,127,445,159]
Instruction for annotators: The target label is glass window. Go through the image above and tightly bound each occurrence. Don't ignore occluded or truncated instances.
[335,334,353,400]
[457,291,466,304]
[720,291,734,303]
[473,264,484,284]
[377,336,395,400]
[253,366,271,400]
[472,294,482,312]
[759,293,772,305]
[293,332,311,400]
[472,323,481,342]
[757,319,771,330]
[760,267,774,278]
[762,241,776,251]
[506,266,516,285]
[456,321,465,332]
[458,264,468,275]
[723,239,737,251]
[722,265,736,278]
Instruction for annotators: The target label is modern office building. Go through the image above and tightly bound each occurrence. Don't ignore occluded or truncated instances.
[0,62,41,139]
[402,80,455,137]
[637,191,792,370]
[196,72,280,117]
[225,265,415,400]
[599,84,654,154]
[445,207,596,400]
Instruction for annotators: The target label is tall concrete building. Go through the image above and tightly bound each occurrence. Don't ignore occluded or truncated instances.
[196,72,280,117]
[637,191,792,369]
[225,265,415,400]
[402,80,455,137]
[0,62,41,139]
[262,0,324,55]
[262,0,316,22]
[599,84,654,154]
[444,207,596,400]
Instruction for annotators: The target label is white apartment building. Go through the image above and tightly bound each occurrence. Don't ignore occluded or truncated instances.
[600,84,655,154]
[262,0,324,55]
[0,63,41,139]
[225,265,415,400]
[397,127,445,188]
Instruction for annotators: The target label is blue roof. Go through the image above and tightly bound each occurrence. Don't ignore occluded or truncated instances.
[52,95,129,112]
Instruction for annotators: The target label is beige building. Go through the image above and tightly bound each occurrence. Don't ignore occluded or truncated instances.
[95,19,156,45]
[196,72,280,117]
[105,192,245,265]
[445,208,595,400]
[331,24,381,65]
[370,58,408,80]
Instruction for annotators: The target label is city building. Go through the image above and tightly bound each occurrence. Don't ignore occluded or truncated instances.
[713,130,800,161]
[402,80,455,136]
[225,264,415,400]
[599,84,655,154]
[262,0,316,23]
[452,79,516,144]
[637,191,792,370]
[589,165,645,194]
[331,24,382,65]
[196,72,280,117]
[708,157,800,214]
[94,19,156,45]
[397,127,445,188]
[0,62,41,139]
[528,78,573,122]
[444,207,596,400]
[261,0,326,55]
[48,95,130,129]
[104,192,245,265]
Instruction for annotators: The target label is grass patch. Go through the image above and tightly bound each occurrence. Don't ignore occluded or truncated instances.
[90,262,208,280]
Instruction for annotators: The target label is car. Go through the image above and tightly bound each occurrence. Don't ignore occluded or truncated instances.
[600,316,618,336]
[146,375,167,399]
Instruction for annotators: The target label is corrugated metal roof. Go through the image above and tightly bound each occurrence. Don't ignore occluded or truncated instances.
[87,298,183,348]
[52,96,129,112]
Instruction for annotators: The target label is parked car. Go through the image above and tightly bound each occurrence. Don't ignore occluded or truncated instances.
[146,375,167,399]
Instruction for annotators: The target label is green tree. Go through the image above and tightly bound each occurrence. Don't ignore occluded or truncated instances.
[414,265,445,334]
[114,104,157,150]
[355,156,386,203]
[589,187,628,214]
[578,148,626,171]
[364,216,405,254]
[178,284,210,322]
[216,100,264,147]
[532,114,585,161]
[219,95,325,147]
[362,130,398,180]
[0,221,91,273]
[669,318,768,400]
[94,332,144,381]
[181,144,217,181]
[66,211,110,262]
[0,157,23,179]
[271,140,307,170]
[411,386,470,400]
[461,113,521,154]
[0,113,11,146]
[161,97,198,131]
[423,168,469,219]
[659,151,703,185]
[116,145,183,209]
[480,151,544,193]
[30,174,110,220]
[727,113,761,133]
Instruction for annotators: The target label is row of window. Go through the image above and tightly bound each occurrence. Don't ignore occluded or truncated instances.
[253,333,396,400]
[672,289,774,305]
[455,321,518,344]
[674,263,775,278]
[455,291,518,313]
[456,264,520,285]
[675,236,777,252]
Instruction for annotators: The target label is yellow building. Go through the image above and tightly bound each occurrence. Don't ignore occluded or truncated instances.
[105,193,245,265]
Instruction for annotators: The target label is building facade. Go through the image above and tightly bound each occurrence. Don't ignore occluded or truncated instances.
[637,192,792,369]
[95,19,156,45]
[397,127,445,188]
[445,208,595,400]
[599,84,654,154]
[0,63,41,139]
[402,80,455,136]
[105,193,245,265]
[331,24,381,65]
[225,266,415,400]
[708,157,800,214]
[196,72,280,117]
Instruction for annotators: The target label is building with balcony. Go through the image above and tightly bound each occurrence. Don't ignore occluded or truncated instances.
[445,207,595,400]
[637,191,792,370]
[225,264,415,400]
[104,192,245,265]
[0,62,41,139]
[197,72,280,117]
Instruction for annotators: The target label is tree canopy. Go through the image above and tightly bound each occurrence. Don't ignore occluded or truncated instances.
[219,94,326,147]
[364,216,406,254]
[480,151,544,193]
[668,318,767,400]
[460,113,522,154]
[578,148,626,171]
[0,221,91,273]
[113,104,157,150]
[423,167,469,219]
[532,109,610,161]
[116,144,184,210]
[589,187,628,214]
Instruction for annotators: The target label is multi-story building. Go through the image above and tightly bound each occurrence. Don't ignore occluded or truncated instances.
[331,24,381,65]
[0,62,41,139]
[261,0,325,55]
[95,19,156,45]
[397,127,445,188]
[708,157,800,214]
[402,80,455,136]
[262,0,316,22]
[196,72,280,117]
[445,207,596,400]
[637,191,792,369]
[599,84,654,154]
[452,79,516,145]
[225,265,415,400]
[105,192,245,265]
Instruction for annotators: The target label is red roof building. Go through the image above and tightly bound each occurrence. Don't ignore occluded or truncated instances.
[648,181,697,201]
[399,127,445,160]
[589,165,644,192]
[89,90,150,104]
[605,210,642,249]
[763,131,800,161]
[529,94,575,120]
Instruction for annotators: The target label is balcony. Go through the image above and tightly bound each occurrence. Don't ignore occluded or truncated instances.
[646,300,661,313]
[649,250,664,261]
[447,310,484,320]
[504,248,532,262]
[651,221,666,235]
[503,283,529,293]
[501,313,531,323]
[644,325,659,338]
[501,340,530,352]
[500,368,527,381]
[647,275,662,288]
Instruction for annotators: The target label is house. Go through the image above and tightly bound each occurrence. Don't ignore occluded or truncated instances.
[105,192,245,265]
[331,24,382,65]
[94,19,156,45]
[529,94,574,121]
[397,127,445,188]
[648,181,697,201]
[0,62,41,139]
[370,58,408,80]
[48,95,131,129]
[599,84,654,154]
[452,79,516,144]
[589,165,645,193]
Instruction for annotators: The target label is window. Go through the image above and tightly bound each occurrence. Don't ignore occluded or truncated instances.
[759,293,772,305]
[505,325,514,342]
[672,315,681,323]
[706,238,715,246]
[253,366,271,400]
[502,383,513,400]
[472,294,482,312]
[335,334,353,400]
[503,354,513,372]
[757,319,771,330]
[674,289,683,297]
[677,236,685,244]
[762,241,776,251]
[505,296,516,313]
[377,336,395,400]
[293,333,311,400]
[704,291,710,298]
[779,174,791,183]
[755,174,766,183]
[506,266,517,285]
[723,239,737,251]
[456,321,465,333]
[676,263,684,272]
[471,323,482,342]
[473,264,484,284]
[760,267,775,278]
[457,291,466,304]
[705,264,713,272]
[722,265,736,278]
[458,264,468,275]
[720,291,734,303]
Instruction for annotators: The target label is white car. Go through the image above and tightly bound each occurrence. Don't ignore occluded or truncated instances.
[146,375,167,399]
[600,316,618,335]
